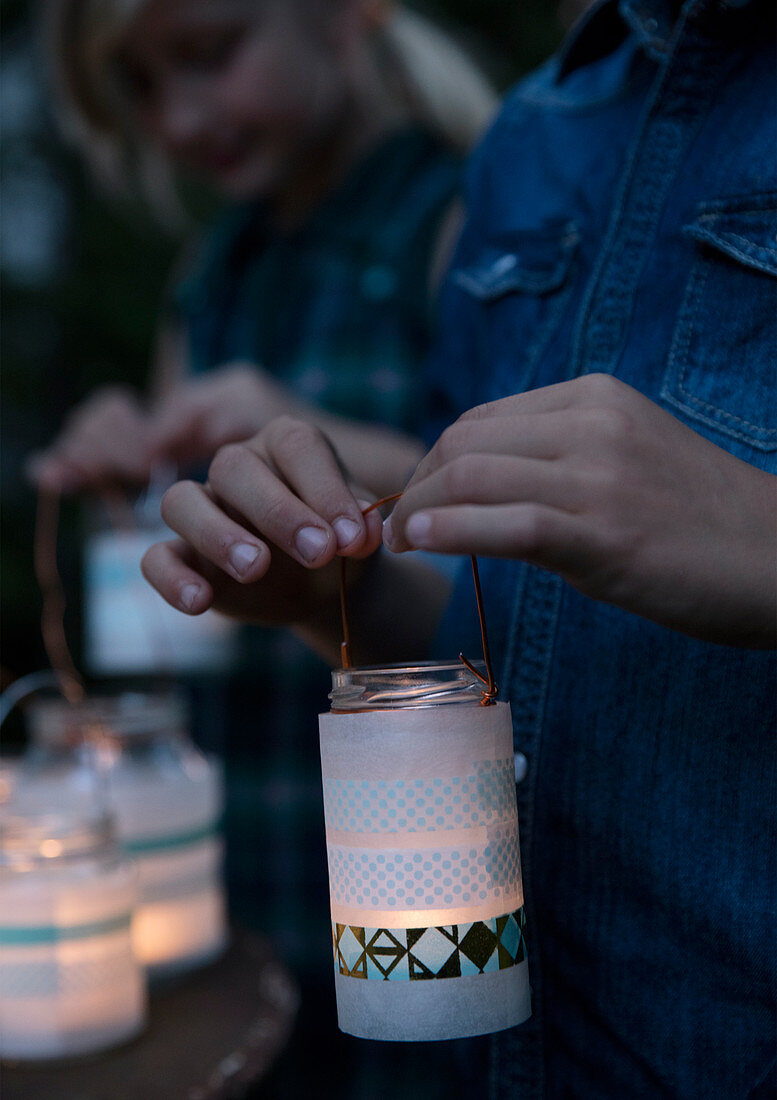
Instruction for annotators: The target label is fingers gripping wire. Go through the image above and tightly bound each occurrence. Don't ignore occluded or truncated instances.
[338,493,497,705]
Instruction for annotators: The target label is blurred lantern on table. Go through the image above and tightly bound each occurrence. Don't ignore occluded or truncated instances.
[319,661,531,1042]
[12,691,227,978]
[82,480,236,677]
[0,809,146,1060]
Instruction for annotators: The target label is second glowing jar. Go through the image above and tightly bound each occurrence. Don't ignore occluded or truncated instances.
[18,692,227,978]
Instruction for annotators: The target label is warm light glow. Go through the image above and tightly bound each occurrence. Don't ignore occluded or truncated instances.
[330,892,523,930]
[320,699,531,1041]
[39,839,63,858]
[131,889,226,973]
[0,866,146,1059]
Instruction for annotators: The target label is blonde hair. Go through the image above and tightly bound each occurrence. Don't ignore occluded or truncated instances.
[46,0,181,219]
[377,8,496,154]
[45,0,496,217]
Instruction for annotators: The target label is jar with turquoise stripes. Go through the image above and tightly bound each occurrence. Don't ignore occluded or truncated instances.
[320,661,531,1041]
[0,811,146,1059]
[17,691,227,979]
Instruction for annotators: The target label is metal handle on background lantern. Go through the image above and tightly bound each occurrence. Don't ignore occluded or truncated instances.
[34,489,85,706]
[338,493,497,705]
[37,472,183,692]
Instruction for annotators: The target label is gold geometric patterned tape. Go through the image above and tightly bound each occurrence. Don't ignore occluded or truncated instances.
[333,907,526,981]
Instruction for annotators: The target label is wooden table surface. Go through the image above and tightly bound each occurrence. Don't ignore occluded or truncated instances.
[2,931,299,1100]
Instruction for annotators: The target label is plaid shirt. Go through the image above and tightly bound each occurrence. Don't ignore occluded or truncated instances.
[173,128,462,981]
[176,127,460,434]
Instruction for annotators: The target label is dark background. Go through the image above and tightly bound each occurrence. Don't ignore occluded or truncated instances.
[0,4,567,1095]
[0,0,566,697]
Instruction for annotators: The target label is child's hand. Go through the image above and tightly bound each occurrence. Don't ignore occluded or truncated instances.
[149,363,426,500]
[147,362,305,470]
[140,417,383,626]
[27,386,153,493]
[26,364,309,497]
[383,374,776,647]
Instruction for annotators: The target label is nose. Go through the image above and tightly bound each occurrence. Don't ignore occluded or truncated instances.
[153,77,211,155]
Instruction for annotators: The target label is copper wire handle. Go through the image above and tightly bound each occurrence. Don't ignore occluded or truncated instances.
[34,489,85,705]
[338,493,497,706]
[33,484,177,714]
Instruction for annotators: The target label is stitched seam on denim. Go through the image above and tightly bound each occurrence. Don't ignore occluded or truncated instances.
[621,0,673,58]
[689,228,777,275]
[584,72,724,368]
[713,231,777,263]
[662,398,777,445]
[515,56,649,115]
[696,210,777,230]
[696,192,777,217]
[567,49,670,376]
[663,257,777,441]
[521,279,578,382]
[501,563,527,695]
[569,13,732,378]
[507,570,563,1098]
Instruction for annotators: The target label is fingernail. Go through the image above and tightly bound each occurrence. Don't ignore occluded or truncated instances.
[382,516,394,548]
[181,584,201,612]
[229,542,260,577]
[295,525,330,563]
[406,512,432,547]
[332,516,361,550]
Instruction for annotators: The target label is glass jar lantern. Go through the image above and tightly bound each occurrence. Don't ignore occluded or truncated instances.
[17,692,228,978]
[82,495,236,676]
[0,812,146,1060]
[319,662,531,1042]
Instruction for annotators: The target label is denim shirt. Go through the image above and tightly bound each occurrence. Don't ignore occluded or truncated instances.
[430,1,776,1096]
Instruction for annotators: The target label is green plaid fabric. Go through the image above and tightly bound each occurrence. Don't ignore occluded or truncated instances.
[174,128,462,981]
[176,127,460,435]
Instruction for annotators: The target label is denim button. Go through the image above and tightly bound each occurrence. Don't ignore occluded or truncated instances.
[492,253,519,276]
[514,752,528,783]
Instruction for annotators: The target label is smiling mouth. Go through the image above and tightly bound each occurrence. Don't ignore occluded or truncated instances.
[195,144,248,174]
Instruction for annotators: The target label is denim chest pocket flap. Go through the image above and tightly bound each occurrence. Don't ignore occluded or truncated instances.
[449,220,580,400]
[684,199,777,277]
[452,220,580,302]
[662,194,777,455]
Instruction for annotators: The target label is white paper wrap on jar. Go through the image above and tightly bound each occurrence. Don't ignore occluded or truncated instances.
[84,527,236,676]
[19,694,228,980]
[319,697,530,1041]
[0,815,146,1060]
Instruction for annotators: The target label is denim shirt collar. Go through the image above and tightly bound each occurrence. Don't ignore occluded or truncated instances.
[558,0,756,77]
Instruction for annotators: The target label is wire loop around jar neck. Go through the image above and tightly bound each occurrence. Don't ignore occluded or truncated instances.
[338,493,498,706]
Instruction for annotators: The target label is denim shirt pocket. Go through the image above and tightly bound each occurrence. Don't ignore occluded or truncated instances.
[661,193,777,454]
[451,219,579,399]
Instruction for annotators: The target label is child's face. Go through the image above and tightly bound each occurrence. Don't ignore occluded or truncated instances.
[118,0,353,200]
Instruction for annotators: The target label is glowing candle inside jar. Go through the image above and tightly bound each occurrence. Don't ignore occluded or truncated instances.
[0,814,146,1060]
[320,663,531,1042]
[22,693,228,980]
[122,819,227,974]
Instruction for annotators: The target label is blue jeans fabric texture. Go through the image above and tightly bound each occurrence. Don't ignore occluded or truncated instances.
[429,0,776,1096]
